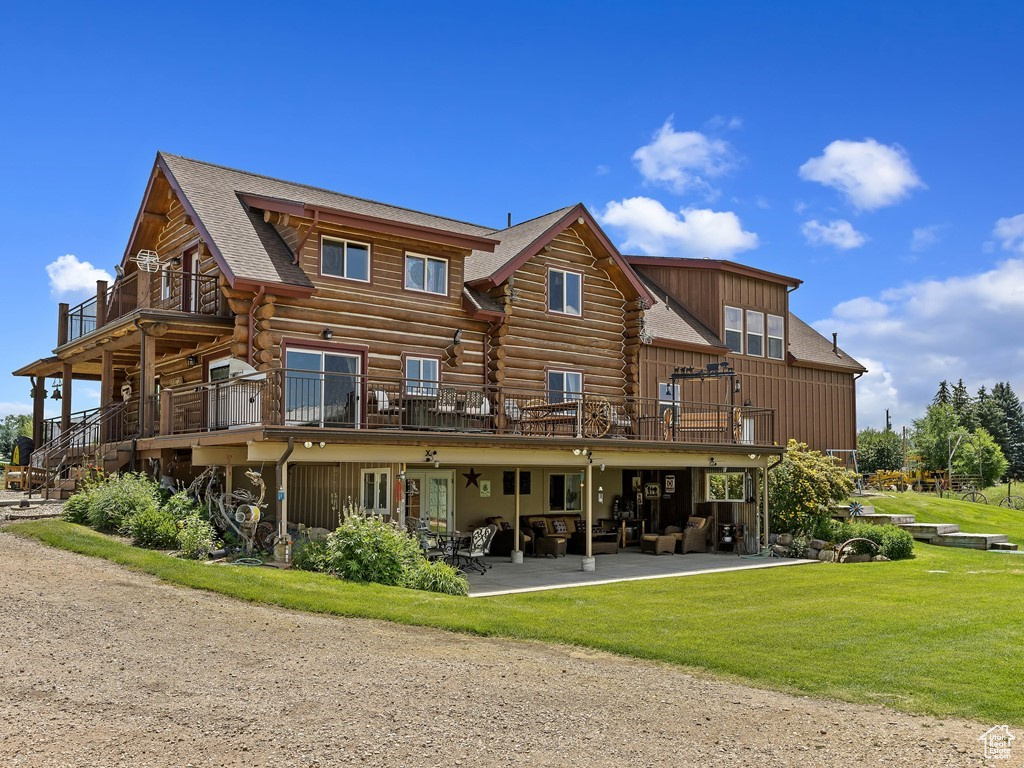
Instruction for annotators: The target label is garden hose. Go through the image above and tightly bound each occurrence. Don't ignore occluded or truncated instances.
[233,557,264,567]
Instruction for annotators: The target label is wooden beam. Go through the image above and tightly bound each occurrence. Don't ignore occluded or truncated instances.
[61,363,72,432]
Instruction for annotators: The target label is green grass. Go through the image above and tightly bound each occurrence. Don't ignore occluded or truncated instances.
[8,519,1024,725]
[866,492,1024,545]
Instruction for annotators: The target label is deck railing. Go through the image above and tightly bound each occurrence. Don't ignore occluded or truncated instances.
[157,370,776,447]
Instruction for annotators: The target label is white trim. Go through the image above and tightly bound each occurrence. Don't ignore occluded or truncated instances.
[548,267,583,316]
[404,355,440,396]
[321,235,372,282]
[160,267,172,301]
[746,310,765,357]
[724,305,743,354]
[546,369,583,403]
[360,468,391,514]
[706,470,745,502]
[404,252,449,296]
[767,313,785,360]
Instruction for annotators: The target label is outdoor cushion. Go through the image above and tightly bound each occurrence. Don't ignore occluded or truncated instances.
[552,519,569,534]
[574,519,589,533]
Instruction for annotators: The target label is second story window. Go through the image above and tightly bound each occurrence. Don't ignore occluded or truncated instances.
[548,268,582,316]
[547,369,582,403]
[767,314,785,360]
[746,310,764,356]
[405,356,439,396]
[160,268,172,301]
[724,306,743,353]
[405,253,448,295]
[321,236,370,282]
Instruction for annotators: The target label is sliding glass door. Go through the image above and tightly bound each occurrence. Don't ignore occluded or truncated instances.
[285,349,361,427]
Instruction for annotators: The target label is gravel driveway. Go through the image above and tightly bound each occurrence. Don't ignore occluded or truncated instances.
[0,531,996,767]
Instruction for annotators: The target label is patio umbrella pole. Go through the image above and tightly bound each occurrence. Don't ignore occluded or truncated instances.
[511,467,523,563]
[582,461,596,572]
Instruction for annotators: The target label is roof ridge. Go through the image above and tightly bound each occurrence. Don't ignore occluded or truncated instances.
[158,151,496,234]
[485,204,578,235]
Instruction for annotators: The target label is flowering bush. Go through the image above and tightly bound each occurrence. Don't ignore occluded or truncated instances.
[769,439,857,535]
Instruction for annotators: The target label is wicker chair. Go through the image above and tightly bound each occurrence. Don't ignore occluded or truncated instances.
[681,516,710,554]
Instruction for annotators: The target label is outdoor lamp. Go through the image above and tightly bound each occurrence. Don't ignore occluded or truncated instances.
[321,328,333,340]
[303,441,313,449]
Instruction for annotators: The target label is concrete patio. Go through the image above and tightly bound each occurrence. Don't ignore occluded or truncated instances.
[466,550,813,597]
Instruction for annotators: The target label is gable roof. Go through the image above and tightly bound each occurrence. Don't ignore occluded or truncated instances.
[625,255,802,288]
[636,274,727,352]
[154,153,500,293]
[788,314,866,372]
[465,204,655,304]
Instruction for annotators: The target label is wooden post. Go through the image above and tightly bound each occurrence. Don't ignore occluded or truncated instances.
[31,376,45,450]
[95,280,108,329]
[100,351,114,407]
[762,461,770,552]
[136,268,153,309]
[60,363,72,432]
[585,462,593,559]
[57,303,69,347]
[139,330,156,437]
[159,390,173,436]
[511,467,523,563]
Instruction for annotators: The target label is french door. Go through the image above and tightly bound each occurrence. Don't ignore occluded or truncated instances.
[407,470,455,533]
[285,349,362,428]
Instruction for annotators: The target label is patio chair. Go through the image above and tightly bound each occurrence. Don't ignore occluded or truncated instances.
[463,390,492,430]
[681,516,710,554]
[456,524,496,574]
[610,405,633,438]
[502,398,523,434]
[371,388,402,425]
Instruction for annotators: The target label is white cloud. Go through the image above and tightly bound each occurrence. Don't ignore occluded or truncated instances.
[598,197,758,259]
[704,115,743,131]
[798,138,924,210]
[46,254,113,296]
[793,201,808,215]
[910,225,942,252]
[0,402,32,417]
[993,214,1024,253]
[595,164,611,176]
[815,258,1024,429]
[632,117,737,197]
[801,219,868,250]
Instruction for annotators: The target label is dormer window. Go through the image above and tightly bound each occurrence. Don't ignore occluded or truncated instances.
[321,236,370,282]
[548,268,582,316]
[405,253,448,295]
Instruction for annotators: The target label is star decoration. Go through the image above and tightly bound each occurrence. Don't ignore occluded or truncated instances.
[462,468,481,488]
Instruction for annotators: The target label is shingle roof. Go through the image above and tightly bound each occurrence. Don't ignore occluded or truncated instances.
[464,206,576,282]
[159,153,496,288]
[462,285,505,315]
[636,274,725,349]
[788,314,866,372]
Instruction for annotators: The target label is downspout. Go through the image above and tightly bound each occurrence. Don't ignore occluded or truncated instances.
[275,437,295,562]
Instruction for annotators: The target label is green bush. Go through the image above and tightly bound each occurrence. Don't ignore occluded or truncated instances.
[325,515,422,586]
[769,439,857,535]
[814,520,915,560]
[403,559,468,596]
[62,487,94,525]
[292,538,332,572]
[162,491,203,521]
[177,514,216,560]
[124,505,179,549]
[86,473,159,533]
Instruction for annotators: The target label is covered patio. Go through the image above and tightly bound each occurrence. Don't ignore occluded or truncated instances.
[466,550,813,597]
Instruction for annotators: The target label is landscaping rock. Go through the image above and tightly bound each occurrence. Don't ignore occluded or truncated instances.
[771,544,790,557]
[841,553,872,563]
[872,555,890,562]
[807,548,820,560]
[777,533,794,547]
[809,539,829,551]
[818,550,835,562]
[768,534,779,545]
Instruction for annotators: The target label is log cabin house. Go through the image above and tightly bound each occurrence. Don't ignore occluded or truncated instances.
[14,153,865,564]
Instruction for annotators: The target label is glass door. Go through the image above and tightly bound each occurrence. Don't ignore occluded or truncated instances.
[407,470,454,533]
[285,349,361,428]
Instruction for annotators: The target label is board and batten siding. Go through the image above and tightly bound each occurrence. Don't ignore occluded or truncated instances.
[496,225,632,397]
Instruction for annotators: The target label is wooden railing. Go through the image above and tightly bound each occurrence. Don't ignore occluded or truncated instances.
[157,370,776,447]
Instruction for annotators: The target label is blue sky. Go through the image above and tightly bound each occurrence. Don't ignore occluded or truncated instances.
[2,1,1022,430]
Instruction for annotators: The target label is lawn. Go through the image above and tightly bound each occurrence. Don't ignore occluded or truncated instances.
[8,518,1024,726]
[866,491,1024,546]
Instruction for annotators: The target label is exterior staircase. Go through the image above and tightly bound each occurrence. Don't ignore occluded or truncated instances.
[31,402,136,499]
[853,506,1019,551]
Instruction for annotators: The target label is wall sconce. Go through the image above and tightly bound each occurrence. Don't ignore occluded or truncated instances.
[303,441,328,450]
[186,355,198,367]
[734,378,741,394]
[572,447,593,464]
[597,486,604,503]
[748,454,760,461]
[321,328,333,340]
[453,329,463,345]
[599,463,606,472]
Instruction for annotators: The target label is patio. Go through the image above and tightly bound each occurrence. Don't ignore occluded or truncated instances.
[466,550,814,597]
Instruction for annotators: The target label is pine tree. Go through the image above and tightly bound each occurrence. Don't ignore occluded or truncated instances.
[933,380,951,406]
[992,382,1024,480]
[975,386,1007,455]
[951,379,976,429]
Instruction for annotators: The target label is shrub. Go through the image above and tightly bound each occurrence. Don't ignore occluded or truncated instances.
[124,505,179,549]
[814,520,915,560]
[162,491,203,521]
[177,514,216,560]
[62,487,94,525]
[403,559,468,596]
[769,439,857,535]
[292,538,332,572]
[86,473,160,533]
[325,514,423,586]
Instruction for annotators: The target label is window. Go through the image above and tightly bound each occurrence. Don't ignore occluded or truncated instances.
[321,237,370,282]
[767,314,785,360]
[361,469,391,514]
[706,471,746,502]
[658,381,680,418]
[284,348,361,428]
[546,370,582,403]
[405,356,439,395]
[548,268,582,316]
[160,268,172,301]
[404,253,448,295]
[746,310,764,357]
[724,306,743,353]
[549,472,583,512]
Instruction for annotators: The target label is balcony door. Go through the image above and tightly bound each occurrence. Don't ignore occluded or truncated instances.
[285,348,361,428]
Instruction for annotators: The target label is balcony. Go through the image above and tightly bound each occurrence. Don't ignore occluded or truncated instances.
[60,271,224,345]
[153,370,776,448]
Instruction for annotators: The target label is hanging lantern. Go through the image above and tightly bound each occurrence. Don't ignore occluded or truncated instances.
[50,378,62,401]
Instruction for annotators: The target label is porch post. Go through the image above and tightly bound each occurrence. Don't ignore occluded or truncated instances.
[31,376,45,450]
[60,363,72,433]
[582,460,595,572]
[762,459,770,553]
[511,467,523,563]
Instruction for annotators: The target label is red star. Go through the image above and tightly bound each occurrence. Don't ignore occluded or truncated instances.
[462,468,482,488]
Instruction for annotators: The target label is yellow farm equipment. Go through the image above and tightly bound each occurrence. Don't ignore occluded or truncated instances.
[865,468,947,492]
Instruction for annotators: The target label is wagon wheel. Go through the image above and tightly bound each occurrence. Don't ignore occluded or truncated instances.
[582,397,611,438]
[961,491,988,504]
[912,481,924,493]
[999,495,1024,511]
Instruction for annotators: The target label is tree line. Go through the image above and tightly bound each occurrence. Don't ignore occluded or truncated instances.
[857,379,1024,486]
